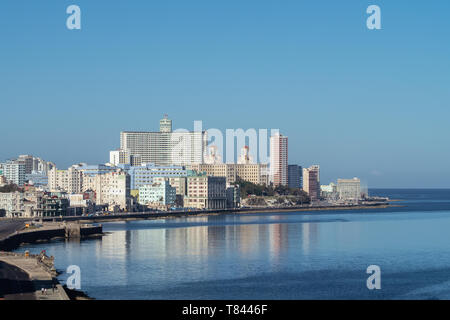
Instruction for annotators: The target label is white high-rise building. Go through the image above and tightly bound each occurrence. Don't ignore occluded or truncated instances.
[0,161,26,186]
[270,133,288,186]
[120,116,207,166]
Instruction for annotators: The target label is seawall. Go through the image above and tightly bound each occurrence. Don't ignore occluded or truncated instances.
[0,223,103,251]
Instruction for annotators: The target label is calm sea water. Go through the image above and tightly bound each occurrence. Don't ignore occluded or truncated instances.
[15,189,450,300]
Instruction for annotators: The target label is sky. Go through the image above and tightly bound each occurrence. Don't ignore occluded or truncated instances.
[0,1,449,188]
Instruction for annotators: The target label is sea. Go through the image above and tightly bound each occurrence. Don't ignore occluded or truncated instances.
[14,189,450,300]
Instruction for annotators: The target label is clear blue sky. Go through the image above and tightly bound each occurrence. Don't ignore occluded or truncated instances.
[1,1,449,188]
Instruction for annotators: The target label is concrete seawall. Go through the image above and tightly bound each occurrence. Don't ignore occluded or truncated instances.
[0,223,103,251]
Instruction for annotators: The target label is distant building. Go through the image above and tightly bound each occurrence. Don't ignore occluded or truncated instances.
[110,149,142,166]
[204,145,222,164]
[0,175,6,187]
[83,170,130,211]
[321,183,337,200]
[184,174,227,209]
[119,116,208,166]
[270,133,288,186]
[110,149,130,166]
[226,185,241,208]
[0,161,26,186]
[138,179,176,206]
[288,165,302,189]
[237,146,253,165]
[25,172,48,188]
[17,155,34,175]
[120,163,188,191]
[303,165,320,201]
[159,114,172,133]
[337,178,361,201]
[187,163,269,186]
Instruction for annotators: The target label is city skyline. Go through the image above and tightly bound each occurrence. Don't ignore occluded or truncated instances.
[1,1,450,188]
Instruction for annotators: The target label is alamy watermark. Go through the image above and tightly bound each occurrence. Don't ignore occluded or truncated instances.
[65,4,382,31]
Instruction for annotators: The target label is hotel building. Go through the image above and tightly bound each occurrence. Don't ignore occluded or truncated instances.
[119,116,208,166]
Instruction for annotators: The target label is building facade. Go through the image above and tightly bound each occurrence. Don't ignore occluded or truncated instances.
[187,163,269,186]
[288,165,302,189]
[138,179,176,206]
[303,165,320,201]
[270,133,288,186]
[119,116,208,166]
[337,178,361,201]
[184,174,227,209]
[0,161,26,186]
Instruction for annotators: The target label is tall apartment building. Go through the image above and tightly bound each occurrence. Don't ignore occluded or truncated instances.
[337,178,361,201]
[17,155,34,174]
[48,164,119,193]
[288,165,302,189]
[270,133,288,186]
[138,179,176,206]
[187,163,269,186]
[48,166,84,193]
[119,116,208,166]
[303,165,320,201]
[184,174,227,209]
[0,161,26,186]
[83,170,130,210]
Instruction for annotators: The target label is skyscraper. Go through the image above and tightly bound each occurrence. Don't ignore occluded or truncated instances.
[303,165,320,201]
[270,133,288,186]
[288,165,302,189]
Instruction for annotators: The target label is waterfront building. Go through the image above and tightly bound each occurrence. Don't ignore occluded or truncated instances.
[0,161,26,186]
[226,185,241,208]
[120,163,188,191]
[288,165,302,189]
[303,165,320,201]
[187,163,269,186]
[270,133,288,186]
[82,170,130,211]
[0,190,70,218]
[138,179,176,206]
[48,166,84,193]
[321,183,338,200]
[337,178,361,201]
[119,116,208,166]
[184,174,227,209]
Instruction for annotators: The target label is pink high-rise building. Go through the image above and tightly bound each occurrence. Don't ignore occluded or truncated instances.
[270,133,288,186]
